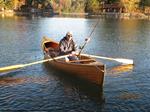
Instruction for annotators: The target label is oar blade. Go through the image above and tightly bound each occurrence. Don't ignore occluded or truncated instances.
[81,53,134,65]
[115,58,134,65]
[0,64,24,73]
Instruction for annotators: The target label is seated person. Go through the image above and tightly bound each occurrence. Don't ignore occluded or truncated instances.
[59,31,78,62]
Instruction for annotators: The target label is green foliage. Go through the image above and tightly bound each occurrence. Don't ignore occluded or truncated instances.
[0,0,5,8]
[0,0,13,10]
[60,0,72,13]
[105,0,119,4]
[143,0,150,6]
[49,0,85,13]
[85,0,101,14]
[0,0,150,14]
[5,0,13,10]
[70,0,85,13]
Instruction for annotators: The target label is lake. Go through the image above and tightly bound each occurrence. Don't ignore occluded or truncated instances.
[0,15,150,111]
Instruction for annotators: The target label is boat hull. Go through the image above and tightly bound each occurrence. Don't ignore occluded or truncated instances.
[41,36,105,87]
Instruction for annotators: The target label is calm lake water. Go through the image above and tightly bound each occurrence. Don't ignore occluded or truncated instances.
[0,15,150,111]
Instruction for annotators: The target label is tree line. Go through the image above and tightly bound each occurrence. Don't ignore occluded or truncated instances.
[0,0,150,14]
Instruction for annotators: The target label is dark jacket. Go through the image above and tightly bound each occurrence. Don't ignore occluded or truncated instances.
[59,36,77,55]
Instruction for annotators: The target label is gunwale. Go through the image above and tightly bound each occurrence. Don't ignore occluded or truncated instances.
[41,36,105,86]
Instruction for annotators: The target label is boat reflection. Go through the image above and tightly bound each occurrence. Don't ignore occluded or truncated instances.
[0,70,50,86]
[43,63,105,103]
[107,64,134,75]
[0,76,26,86]
[118,92,141,100]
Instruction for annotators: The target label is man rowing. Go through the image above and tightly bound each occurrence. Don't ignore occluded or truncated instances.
[59,31,78,61]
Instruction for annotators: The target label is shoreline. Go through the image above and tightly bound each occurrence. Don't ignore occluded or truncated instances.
[0,10,150,20]
[88,12,150,20]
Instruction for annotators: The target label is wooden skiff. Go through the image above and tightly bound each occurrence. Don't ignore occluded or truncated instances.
[41,36,105,87]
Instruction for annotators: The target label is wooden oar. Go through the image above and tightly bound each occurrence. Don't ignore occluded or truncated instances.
[81,54,134,65]
[0,55,68,73]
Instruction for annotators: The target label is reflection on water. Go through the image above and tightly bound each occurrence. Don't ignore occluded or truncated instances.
[118,92,141,100]
[44,63,105,103]
[0,16,150,111]
[107,64,134,75]
[0,77,25,86]
[0,75,50,86]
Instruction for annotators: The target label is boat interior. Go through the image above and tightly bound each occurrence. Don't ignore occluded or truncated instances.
[44,42,96,64]
[44,42,59,49]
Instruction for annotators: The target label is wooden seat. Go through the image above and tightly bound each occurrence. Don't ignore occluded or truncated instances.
[68,59,95,63]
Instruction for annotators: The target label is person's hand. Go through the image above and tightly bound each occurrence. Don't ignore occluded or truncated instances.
[69,53,73,56]
[71,51,79,55]
[65,56,69,62]
[71,51,76,55]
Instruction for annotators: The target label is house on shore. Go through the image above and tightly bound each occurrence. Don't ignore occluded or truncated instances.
[101,3,125,13]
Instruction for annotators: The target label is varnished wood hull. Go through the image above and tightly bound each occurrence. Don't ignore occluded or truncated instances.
[41,36,105,87]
